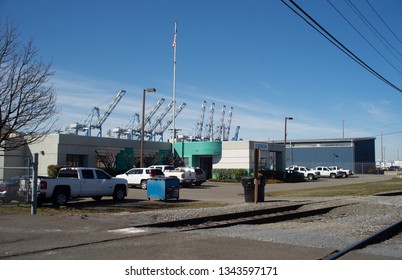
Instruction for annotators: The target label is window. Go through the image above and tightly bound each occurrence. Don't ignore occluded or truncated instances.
[96,169,111,179]
[58,169,78,178]
[66,154,87,166]
[81,169,94,179]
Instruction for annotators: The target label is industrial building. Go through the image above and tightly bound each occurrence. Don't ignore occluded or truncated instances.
[0,91,376,179]
[284,137,376,174]
[1,133,376,180]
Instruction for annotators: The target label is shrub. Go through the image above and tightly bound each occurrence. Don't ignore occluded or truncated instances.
[212,168,248,181]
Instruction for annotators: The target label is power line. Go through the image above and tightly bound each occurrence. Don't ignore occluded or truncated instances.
[365,0,402,48]
[281,0,402,94]
[343,0,402,64]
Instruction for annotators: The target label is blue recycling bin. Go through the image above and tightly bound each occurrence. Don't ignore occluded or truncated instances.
[147,177,180,201]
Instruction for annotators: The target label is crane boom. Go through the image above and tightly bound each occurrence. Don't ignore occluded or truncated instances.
[188,101,206,141]
[232,125,240,141]
[133,98,165,138]
[155,102,186,141]
[91,90,126,136]
[203,102,215,141]
[145,101,174,135]
[224,106,233,141]
[214,105,226,141]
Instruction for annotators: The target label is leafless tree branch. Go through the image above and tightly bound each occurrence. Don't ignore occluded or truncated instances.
[0,19,58,150]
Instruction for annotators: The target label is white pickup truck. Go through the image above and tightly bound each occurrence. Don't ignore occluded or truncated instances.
[286,165,320,180]
[313,166,343,178]
[328,166,353,178]
[36,167,128,206]
[148,165,196,186]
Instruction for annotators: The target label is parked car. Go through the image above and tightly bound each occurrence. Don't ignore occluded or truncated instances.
[286,165,320,180]
[0,176,24,203]
[328,166,353,177]
[116,168,164,189]
[312,166,343,178]
[388,166,401,171]
[186,167,207,186]
[148,165,175,172]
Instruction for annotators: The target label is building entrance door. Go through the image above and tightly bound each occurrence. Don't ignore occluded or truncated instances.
[200,156,212,179]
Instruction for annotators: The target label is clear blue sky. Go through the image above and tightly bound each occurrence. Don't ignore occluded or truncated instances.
[2,0,402,162]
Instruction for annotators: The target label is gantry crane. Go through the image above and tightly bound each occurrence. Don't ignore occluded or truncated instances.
[132,98,165,139]
[91,90,126,137]
[188,101,206,141]
[154,102,186,141]
[232,126,240,141]
[223,107,233,141]
[69,106,100,136]
[144,101,174,140]
[68,90,126,136]
[112,113,140,139]
[203,102,215,141]
[214,105,226,141]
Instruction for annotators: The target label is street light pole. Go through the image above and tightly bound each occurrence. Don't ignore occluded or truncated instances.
[140,88,156,168]
[284,117,293,179]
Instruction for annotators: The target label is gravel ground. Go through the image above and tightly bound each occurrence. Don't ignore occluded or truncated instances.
[90,195,402,259]
[197,196,402,259]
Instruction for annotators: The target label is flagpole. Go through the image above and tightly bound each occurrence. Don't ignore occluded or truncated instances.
[172,21,178,158]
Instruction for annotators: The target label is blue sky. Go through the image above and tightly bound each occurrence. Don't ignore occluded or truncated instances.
[2,0,402,162]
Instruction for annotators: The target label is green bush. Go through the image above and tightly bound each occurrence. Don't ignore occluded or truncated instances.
[212,168,248,181]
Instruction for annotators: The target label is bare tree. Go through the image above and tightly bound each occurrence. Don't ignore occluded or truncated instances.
[0,19,58,150]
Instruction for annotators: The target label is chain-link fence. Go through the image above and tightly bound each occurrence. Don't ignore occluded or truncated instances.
[0,154,33,204]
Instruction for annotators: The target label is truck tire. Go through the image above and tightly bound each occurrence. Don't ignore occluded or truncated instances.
[52,188,70,206]
[140,180,147,190]
[330,173,336,179]
[113,186,125,201]
[308,174,314,180]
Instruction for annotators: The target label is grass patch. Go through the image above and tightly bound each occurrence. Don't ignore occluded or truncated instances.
[268,177,402,197]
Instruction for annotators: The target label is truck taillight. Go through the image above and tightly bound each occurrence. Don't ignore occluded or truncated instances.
[40,181,47,189]
[150,173,155,177]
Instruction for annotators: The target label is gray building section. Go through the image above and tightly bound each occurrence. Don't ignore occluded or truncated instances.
[286,137,376,173]
[25,133,171,176]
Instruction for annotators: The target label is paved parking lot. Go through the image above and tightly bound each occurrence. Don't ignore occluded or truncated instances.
[0,174,400,260]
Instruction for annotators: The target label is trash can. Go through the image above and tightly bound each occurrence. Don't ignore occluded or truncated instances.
[241,176,266,203]
[147,177,180,201]
[241,176,254,202]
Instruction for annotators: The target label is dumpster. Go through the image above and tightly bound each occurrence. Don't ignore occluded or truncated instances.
[147,177,180,201]
[241,176,266,203]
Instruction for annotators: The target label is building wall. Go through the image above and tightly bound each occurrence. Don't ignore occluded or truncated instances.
[27,133,171,176]
[286,138,375,173]
[174,141,222,167]
[214,141,284,173]
[353,138,376,173]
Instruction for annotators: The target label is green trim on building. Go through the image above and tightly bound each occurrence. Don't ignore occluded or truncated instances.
[174,141,222,167]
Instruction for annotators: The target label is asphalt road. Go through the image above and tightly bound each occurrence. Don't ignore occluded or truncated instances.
[0,174,398,260]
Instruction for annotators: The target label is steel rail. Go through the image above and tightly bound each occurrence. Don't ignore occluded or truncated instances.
[322,219,402,260]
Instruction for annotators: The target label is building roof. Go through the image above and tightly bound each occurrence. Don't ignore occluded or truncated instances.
[270,137,376,144]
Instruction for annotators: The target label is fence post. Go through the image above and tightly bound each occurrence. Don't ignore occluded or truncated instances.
[31,153,38,215]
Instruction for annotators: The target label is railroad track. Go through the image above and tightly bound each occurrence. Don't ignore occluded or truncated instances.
[1,200,399,259]
[321,219,402,260]
[136,202,350,231]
